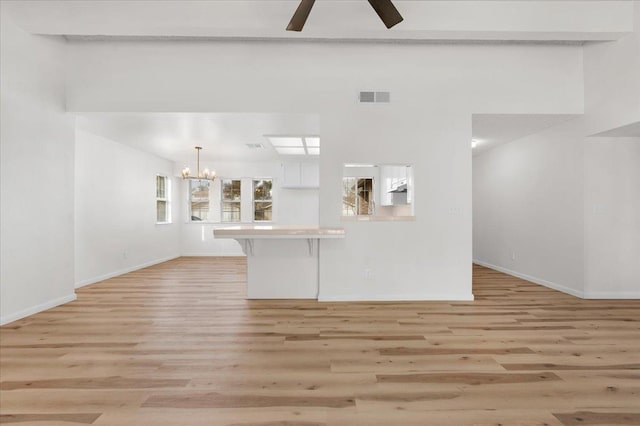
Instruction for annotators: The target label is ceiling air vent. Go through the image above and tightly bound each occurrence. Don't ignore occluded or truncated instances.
[359,91,390,103]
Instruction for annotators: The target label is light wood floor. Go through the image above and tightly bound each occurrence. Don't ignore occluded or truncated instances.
[1,258,639,425]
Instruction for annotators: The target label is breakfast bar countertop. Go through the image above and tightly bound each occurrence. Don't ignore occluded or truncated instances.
[213,225,346,239]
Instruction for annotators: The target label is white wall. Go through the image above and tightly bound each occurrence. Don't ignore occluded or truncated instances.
[584,137,640,298]
[0,13,76,325]
[178,160,319,256]
[63,39,584,301]
[74,129,181,287]
[473,119,586,297]
[583,2,640,135]
[581,5,640,298]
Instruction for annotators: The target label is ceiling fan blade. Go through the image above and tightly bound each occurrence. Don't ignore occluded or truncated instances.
[367,0,404,29]
[286,0,316,32]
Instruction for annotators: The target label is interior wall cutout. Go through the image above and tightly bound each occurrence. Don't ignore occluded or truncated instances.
[342,164,414,220]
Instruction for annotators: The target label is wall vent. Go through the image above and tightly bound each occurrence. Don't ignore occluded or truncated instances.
[359,91,390,103]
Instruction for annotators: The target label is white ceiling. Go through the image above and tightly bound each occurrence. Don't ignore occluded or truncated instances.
[76,113,320,162]
[591,121,640,138]
[78,112,583,162]
[472,114,579,156]
[3,0,633,43]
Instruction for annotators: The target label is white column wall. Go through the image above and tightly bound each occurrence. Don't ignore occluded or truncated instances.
[0,12,76,324]
[581,2,640,297]
[584,138,640,298]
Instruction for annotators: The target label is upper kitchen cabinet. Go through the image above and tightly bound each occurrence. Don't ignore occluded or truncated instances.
[380,165,412,207]
[281,162,320,189]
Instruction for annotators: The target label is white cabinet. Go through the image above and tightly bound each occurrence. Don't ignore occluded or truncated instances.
[380,166,393,206]
[301,162,319,187]
[379,165,408,206]
[281,162,319,189]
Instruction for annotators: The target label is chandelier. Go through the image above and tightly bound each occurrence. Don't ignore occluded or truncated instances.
[182,146,216,181]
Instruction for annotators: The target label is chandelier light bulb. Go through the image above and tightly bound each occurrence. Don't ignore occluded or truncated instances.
[182,147,216,182]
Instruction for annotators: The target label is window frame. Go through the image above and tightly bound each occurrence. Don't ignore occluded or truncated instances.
[220,178,242,223]
[188,179,212,223]
[156,175,172,224]
[252,178,273,223]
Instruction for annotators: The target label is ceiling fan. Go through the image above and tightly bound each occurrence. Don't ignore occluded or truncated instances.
[286,0,404,32]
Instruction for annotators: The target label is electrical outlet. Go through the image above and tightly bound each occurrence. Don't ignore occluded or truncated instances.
[511,252,516,261]
[123,251,128,260]
[364,269,373,279]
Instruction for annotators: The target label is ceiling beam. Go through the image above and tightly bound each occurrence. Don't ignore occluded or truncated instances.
[3,0,634,43]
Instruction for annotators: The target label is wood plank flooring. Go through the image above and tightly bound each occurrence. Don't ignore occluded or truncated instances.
[1,257,639,425]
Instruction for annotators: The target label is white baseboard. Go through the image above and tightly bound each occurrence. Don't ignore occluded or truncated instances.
[473,259,584,298]
[584,290,640,299]
[319,293,474,302]
[75,254,180,289]
[0,293,77,326]
[181,252,245,257]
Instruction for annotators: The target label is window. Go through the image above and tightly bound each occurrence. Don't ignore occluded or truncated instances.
[342,177,374,216]
[156,175,171,223]
[221,179,241,223]
[253,179,273,221]
[189,180,210,221]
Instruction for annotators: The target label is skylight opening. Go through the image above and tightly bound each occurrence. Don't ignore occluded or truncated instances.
[266,135,320,156]
[268,137,304,147]
[305,137,320,148]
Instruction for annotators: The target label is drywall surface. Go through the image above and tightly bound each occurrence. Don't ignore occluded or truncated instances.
[583,2,640,135]
[582,6,640,298]
[64,39,584,300]
[0,12,76,324]
[584,137,640,298]
[74,129,181,287]
[473,119,586,297]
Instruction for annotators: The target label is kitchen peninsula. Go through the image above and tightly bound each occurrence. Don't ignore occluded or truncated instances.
[213,225,345,299]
